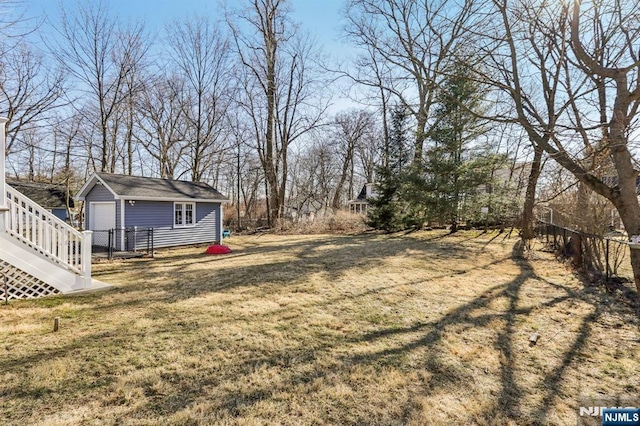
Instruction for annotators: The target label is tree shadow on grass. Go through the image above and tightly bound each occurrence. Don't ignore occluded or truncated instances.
[90,232,498,307]
[339,240,615,424]
[104,239,622,424]
[6,233,633,424]
[199,241,621,422]
[94,230,486,279]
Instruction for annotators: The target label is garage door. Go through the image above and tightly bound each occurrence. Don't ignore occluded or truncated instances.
[90,202,116,231]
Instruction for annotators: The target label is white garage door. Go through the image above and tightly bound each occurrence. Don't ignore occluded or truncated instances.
[90,202,116,231]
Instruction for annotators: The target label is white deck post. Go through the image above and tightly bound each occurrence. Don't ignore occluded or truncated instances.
[0,117,7,207]
[0,117,8,232]
[82,230,93,287]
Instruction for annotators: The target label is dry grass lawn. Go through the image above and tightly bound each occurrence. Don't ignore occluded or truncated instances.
[1,230,639,425]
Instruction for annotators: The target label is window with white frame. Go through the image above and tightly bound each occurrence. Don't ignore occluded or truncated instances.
[174,202,195,227]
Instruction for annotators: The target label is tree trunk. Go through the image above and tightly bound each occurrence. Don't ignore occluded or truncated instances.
[332,153,353,211]
[265,9,278,226]
[520,144,543,240]
[412,109,427,167]
[127,91,134,175]
[614,196,640,297]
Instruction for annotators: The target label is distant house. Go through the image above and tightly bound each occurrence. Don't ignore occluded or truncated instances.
[347,183,377,215]
[602,176,640,197]
[6,179,75,223]
[76,173,228,250]
[477,162,531,197]
[287,198,326,222]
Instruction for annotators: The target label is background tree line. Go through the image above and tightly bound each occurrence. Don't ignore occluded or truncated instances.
[343,0,640,295]
[0,0,384,228]
[0,0,527,226]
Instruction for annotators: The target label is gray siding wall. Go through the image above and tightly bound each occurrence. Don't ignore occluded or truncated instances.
[125,201,220,249]
[51,208,68,221]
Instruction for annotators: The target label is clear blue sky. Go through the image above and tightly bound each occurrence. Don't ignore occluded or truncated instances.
[24,0,348,51]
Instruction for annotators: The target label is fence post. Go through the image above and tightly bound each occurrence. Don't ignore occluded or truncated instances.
[108,229,113,260]
[81,230,92,287]
[149,228,154,258]
[605,238,610,279]
[133,226,137,252]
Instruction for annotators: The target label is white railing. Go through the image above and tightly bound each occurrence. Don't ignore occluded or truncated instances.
[5,185,91,280]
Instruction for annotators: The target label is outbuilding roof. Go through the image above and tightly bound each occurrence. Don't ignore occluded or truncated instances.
[76,173,228,202]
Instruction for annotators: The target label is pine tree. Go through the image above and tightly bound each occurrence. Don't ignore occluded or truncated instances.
[422,58,495,231]
[366,105,409,231]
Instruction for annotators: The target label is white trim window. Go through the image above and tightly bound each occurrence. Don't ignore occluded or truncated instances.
[174,202,195,228]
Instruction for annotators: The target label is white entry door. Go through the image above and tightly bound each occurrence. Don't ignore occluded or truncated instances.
[90,202,116,231]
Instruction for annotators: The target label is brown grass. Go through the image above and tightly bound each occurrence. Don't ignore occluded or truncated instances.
[0,231,638,425]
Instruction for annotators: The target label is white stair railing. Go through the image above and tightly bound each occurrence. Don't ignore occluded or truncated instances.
[5,184,91,281]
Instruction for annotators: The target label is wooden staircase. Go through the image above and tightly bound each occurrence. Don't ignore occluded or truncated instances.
[0,118,111,300]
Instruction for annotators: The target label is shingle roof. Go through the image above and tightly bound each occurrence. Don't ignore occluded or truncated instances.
[7,179,74,208]
[90,173,227,201]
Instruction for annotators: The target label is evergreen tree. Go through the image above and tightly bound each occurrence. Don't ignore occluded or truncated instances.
[366,105,409,231]
[422,58,496,231]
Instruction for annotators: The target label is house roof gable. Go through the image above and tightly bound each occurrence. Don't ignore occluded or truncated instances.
[7,179,74,208]
[76,173,228,202]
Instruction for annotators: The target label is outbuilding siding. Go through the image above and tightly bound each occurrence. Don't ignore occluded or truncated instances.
[124,201,220,249]
[51,208,67,221]
[79,174,225,251]
[125,201,171,228]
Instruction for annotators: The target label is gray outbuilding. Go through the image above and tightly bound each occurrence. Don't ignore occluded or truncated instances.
[76,173,228,251]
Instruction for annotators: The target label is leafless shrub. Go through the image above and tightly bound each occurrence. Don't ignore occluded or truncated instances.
[275,212,368,234]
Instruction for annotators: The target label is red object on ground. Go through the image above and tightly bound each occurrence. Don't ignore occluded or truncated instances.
[205,245,232,255]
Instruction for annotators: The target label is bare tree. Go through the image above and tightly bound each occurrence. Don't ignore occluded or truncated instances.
[288,137,338,220]
[134,74,189,179]
[479,0,640,296]
[331,109,375,210]
[51,113,85,216]
[230,0,327,226]
[49,0,147,173]
[116,25,149,175]
[0,42,66,157]
[343,0,480,167]
[166,16,233,182]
